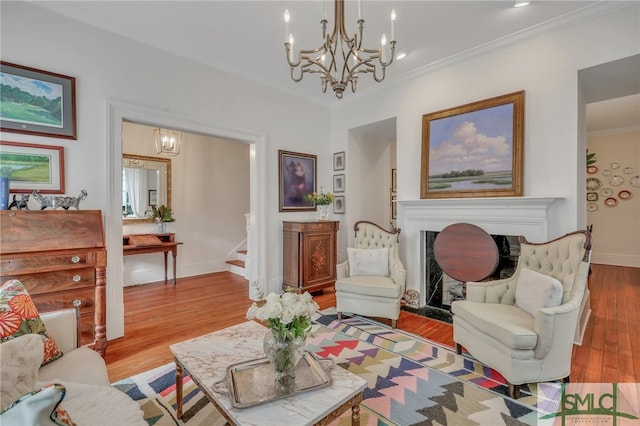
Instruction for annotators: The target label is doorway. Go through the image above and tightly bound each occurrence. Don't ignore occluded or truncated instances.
[106,101,267,339]
[579,55,640,267]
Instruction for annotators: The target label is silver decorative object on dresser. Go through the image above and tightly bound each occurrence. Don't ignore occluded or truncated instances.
[32,189,88,210]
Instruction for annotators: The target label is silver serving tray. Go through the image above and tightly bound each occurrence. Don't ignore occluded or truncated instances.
[212,352,333,409]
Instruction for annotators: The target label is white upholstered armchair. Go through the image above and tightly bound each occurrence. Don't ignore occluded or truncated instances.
[451,228,592,398]
[335,221,406,328]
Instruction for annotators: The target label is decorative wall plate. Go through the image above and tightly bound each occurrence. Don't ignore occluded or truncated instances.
[631,176,640,187]
[587,166,598,174]
[586,178,602,191]
[610,162,620,170]
[587,202,598,212]
[618,190,632,200]
[602,169,612,176]
[623,167,634,174]
[586,192,598,201]
[599,187,613,197]
[605,197,618,207]
[609,175,624,186]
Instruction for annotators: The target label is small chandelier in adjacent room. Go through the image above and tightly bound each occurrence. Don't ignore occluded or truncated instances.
[154,128,181,155]
[284,0,397,99]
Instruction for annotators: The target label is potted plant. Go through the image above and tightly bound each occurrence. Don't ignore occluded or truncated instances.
[151,205,175,232]
[304,187,334,220]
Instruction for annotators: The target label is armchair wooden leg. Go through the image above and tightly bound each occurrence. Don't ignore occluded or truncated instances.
[391,319,396,328]
[455,343,463,355]
[508,383,521,399]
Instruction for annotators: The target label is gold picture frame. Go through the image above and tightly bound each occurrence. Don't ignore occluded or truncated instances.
[421,91,524,199]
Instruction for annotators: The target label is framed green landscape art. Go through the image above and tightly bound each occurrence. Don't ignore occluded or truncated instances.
[0,141,65,193]
[420,91,524,199]
[0,62,77,140]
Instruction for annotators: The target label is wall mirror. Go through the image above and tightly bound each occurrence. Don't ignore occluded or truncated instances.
[122,153,172,224]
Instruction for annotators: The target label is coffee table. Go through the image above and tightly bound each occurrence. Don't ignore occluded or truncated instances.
[170,321,367,425]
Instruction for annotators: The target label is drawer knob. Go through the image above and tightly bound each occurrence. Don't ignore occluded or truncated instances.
[73,299,82,307]
[72,275,81,282]
[71,256,81,263]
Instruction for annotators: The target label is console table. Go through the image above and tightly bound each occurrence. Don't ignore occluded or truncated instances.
[123,233,182,285]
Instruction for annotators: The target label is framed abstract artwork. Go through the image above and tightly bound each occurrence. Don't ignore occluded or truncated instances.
[0,61,77,139]
[278,150,316,212]
[421,91,524,199]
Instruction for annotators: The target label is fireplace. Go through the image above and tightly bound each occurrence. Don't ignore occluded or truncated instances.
[397,197,560,310]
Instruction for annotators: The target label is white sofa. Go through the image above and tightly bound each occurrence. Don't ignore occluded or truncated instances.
[0,308,146,425]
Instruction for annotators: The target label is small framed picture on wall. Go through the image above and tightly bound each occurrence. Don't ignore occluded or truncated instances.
[333,151,345,171]
[333,174,345,193]
[334,195,345,214]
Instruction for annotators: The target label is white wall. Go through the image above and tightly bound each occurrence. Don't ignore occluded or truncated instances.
[330,5,640,288]
[1,2,332,339]
[121,122,251,285]
[587,128,640,267]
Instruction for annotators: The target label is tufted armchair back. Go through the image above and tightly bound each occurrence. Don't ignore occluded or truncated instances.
[515,230,590,303]
[353,221,401,263]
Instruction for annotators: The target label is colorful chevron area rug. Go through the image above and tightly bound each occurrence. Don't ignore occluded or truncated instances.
[114,308,543,425]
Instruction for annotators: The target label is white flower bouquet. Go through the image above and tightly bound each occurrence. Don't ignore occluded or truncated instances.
[246,290,319,340]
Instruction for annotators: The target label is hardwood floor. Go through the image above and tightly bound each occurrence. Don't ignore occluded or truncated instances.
[106,263,639,385]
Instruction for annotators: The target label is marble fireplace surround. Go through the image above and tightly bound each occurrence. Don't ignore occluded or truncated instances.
[397,197,562,307]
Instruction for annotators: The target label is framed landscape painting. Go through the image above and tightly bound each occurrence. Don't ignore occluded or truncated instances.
[0,62,77,140]
[0,141,65,193]
[420,91,524,199]
[279,150,316,212]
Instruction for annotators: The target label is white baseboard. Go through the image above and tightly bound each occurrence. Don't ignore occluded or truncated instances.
[591,252,640,268]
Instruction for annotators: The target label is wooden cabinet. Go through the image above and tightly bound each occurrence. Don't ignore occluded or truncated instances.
[0,210,107,356]
[283,221,339,293]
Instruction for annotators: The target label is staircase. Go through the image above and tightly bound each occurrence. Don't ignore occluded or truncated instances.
[226,250,247,277]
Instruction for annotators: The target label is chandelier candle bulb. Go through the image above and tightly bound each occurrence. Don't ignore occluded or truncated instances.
[391,9,396,41]
[284,9,290,41]
[358,0,362,19]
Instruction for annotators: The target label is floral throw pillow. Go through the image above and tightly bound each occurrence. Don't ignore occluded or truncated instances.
[0,280,63,365]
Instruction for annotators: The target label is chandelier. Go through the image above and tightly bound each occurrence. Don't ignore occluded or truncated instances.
[284,0,396,99]
[154,128,181,155]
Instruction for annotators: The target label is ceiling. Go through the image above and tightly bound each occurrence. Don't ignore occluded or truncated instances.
[28,1,640,131]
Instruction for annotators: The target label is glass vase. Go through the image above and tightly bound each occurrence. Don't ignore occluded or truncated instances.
[263,329,306,394]
[317,204,330,220]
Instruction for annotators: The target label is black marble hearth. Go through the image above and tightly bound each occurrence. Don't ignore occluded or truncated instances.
[402,304,453,323]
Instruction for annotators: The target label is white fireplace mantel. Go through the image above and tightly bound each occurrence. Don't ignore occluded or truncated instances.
[397,196,563,304]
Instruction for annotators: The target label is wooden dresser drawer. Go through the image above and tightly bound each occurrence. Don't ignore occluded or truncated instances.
[31,287,95,313]
[2,269,95,294]
[0,252,96,274]
[33,287,96,346]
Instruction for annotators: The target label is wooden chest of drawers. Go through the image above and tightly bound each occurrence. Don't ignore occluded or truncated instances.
[283,220,339,293]
[0,210,107,356]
